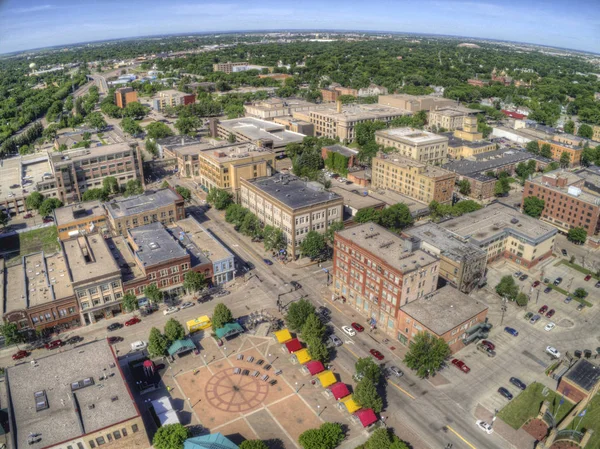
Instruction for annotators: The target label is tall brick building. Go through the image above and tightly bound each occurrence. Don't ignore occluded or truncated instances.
[115,87,138,108]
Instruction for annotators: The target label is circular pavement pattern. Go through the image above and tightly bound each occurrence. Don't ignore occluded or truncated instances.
[204,368,269,412]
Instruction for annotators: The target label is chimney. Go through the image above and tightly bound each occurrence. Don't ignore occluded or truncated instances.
[336,100,342,113]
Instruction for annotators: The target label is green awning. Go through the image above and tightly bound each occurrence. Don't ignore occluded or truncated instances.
[215,322,244,339]
[184,433,239,449]
[168,338,196,357]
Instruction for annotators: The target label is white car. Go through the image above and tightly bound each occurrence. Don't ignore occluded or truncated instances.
[163,306,179,316]
[131,340,147,351]
[476,420,494,435]
[544,322,556,332]
[546,346,560,358]
[180,301,194,309]
[342,325,356,337]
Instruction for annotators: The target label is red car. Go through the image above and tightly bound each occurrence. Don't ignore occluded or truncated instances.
[546,309,555,318]
[12,350,29,360]
[532,281,541,288]
[584,274,592,281]
[370,349,384,360]
[107,336,123,345]
[43,217,54,223]
[481,340,495,351]
[45,340,63,350]
[125,317,141,326]
[23,213,33,219]
[451,359,470,373]
[351,322,365,332]
[539,305,548,314]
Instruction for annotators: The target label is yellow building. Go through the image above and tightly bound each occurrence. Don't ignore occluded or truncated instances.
[593,125,600,142]
[428,106,480,131]
[445,116,497,159]
[374,127,449,164]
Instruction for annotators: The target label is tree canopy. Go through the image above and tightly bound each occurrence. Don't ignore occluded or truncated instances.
[285,298,316,332]
[404,332,451,378]
[300,231,327,260]
[522,196,545,218]
[152,423,190,449]
[212,303,234,330]
[495,275,519,300]
[567,227,587,244]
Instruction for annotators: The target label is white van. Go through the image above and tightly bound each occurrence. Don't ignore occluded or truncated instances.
[131,340,147,351]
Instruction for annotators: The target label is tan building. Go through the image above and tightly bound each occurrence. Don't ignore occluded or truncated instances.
[374,127,449,164]
[6,339,149,449]
[445,117,496,160]
[240,174,343,259]
[213,61,250,73]
[244,98,318,120]
[151,89,195,111]
[54,200,108,240]
[378,94,456,112]
[272,116,315,136]
[537,139,582,166]
[372,153,455,204]
[593,125,600,142]
[105,188,186,236]
[295,102,409,143]
[115,87,138,108]
[428,106,480,131]
[333,223,440,337]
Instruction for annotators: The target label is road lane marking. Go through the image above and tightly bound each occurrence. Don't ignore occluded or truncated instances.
[342,345,360,359]
[387,380,415,400]
[446,426,477,449]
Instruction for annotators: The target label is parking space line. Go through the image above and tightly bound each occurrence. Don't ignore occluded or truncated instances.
[446,426,477,449]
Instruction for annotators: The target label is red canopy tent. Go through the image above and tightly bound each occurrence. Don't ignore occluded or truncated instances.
[305,360,325,375]
[285,338,303,353]
[329,382,350,400]
[355,409,378,428]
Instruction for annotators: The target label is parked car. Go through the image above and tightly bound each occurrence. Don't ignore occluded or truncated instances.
[163,306,179,315]
[107,322,123,331]
[532,280,541,288]
[107,336,123,345]
[546,309,555,318]
[546,346,560,358]
[180,301,194,309]
[23,213,33,219]
[290,281,301,290]
[125,317,141,326]
[504,327,519,337]
[510,377,526,390]
[342,326,356,336]
[564,296,573,304]
[561,249,568,256]
[481,340,495,351]
[577,303,585,311]
[263,258,273,266]
[66,336,83,345]
[477,344,496,357]
[595,281,600,288]
[12,350,29,360]
[584,274,592,281]
[370,349,384,360]
[498,387,514,400]
[514,271,522,278]
[43,217,54,223]
[45,340,63,350]
[544,286,552,294]
[554,277,563,286]
[524,311,533,320]
[214,290,230,298]
[538,305,548,314]
[451,359,470,373]
[544,322,556,332]
[329,335,343,347]
[529,314,541,324]
[131,341,147,351]
[388,366,404,377]
[519,274,529,281]
[351,322,365,332]
[476,420,494,435]
[318,306,331,316]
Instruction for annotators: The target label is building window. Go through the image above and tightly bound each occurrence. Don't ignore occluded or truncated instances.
[122,428,128,437]
[106,434,113,442]
[132,424,139,433]
[89,441,96,449]
[113,431,121,440]
[160,269,168,277]
[111,281,120,288]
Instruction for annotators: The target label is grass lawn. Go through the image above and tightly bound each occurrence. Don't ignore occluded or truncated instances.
[19,226,59,255]
[565,393,600,448]
[498,382,574,430]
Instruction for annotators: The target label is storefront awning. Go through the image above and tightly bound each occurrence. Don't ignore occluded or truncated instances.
[304,360,325,375]
[168,339,196,357]
[355,408,377,427]
[329,382,350,400]
[341,395,361,414]
[274,329,292,343]
[215,322,244,339]
[293,348,311,364]
[285,338,302,353]
[317,370,336,388]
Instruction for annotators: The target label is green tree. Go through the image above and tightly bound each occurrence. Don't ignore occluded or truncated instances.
[301,313,326,342]
[494,178,510,196]
[145,284,164,305]
[206,188,232,210]
[25,191,44,210]
[164,318,186,342]
[299,423,344,449]
[573,288,588,299]
[540,143,552,158]
[161,180,170,189]
[85,112,107,131]
[560,151,571,168]
[307,337,330,363]
[39,198,63,216]
[183,271,206,294]
[146,138,159,157]
[457,179,471,195]
[227,133,237,143]
[82,188,109,202]
[82,131,91,140]
[354,357,382,385]
[239,212,262,238]
[148,327,168,358]
[354,377,383,413]
[379,203,413,231]
[522,196,545,218]
[516,292,528,307]
[325,221,344,245]
[365,428,410,449]
[152,423,190,449]
[578,124,593,139]
[355,207,381,224]
[285,299,316,331]
[526,141,540,155]
[495,275,519,300]
[121,293,139,313]
[300,231,327,260]
[175,186,191,201]
[212,303,233,330]
[404,332,451,378]
[103,176,120,194]
[0,210,9,228]
[124,179,144,197]
[225,204,249,228]
[0,322,24,348]
[145,121,174,140]
[239,441,269,449]
[453,200,482,215]
[175,116,200,136]
[564,120,575,134]
[544,161,560,172]
[122,101,147,119]
[567,227,587,244]
[120,117,142,136]
[263,225,286,252]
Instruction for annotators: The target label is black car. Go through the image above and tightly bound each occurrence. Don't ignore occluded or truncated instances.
[107,322,123,332]
[66,336,84,345]
[318,306,331,316]
[554,277,563,286]
[498,387,514,400]
[544,286,552,293]
[519,274,529,281]
[291,281,301,290]
[595,281,600,288]
[509,377,526,390]
[561,249,568,256]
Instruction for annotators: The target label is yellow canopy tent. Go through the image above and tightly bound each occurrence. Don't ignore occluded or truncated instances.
[274,329,292,343]
[317,370,336,388]
[340,395,361,414]
[293,348,312,364]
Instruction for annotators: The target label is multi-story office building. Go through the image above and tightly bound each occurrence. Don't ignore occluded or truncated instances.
[372,153,455,204]
[272,116,315,136]
[6,339,149,449]
[374,127,449,165]
[523,170,600,236]
[397,286,489,353]
[213,61,250,73]
[537,139,582,166]
[428,106,480,131]
[244,98,318,120]
[50,143,145,204]
[240,174,343,259]
[333,223,440,337]
[62,235,124,325]
[105,188,185,236]
[151,89,195,111]
[378,94,456,112]
[439,203,557,268]
[54,200,108,240]
[115,87,138,108]
[403,222,487,293]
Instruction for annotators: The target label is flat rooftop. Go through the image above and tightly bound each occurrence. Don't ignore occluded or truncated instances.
[246,174,342,210]
[247,98,316,110]
[375,154,455,178]
[62,235,120,284]
[52,142,136,165]
[366,188,430,216]
[323,144,359,158]
[440,203,557,246]
[202,143,274,163]
[337,222,437,274]
[171,217,232,263]
[432,106,481,116]
[128,222,188,268]
[157,135,203,149]
[106,189,182,220]
[528,170,600,205]
[327,186,385,212]
[443,149,552,175]
[0,152,53,203]
[309,103,409,122]
[444,133,494,150]
[576,166,600,195]
[54,200,105,226]
[564,359,600,392]
[107,236,144,282]
[376,127,448,145]
[400,286,488,335]
[493,125,554,142]
[7,340,139,449]
[218,117,305,148]
[404,222,487,262]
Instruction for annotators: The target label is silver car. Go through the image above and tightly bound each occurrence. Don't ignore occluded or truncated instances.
[529,314,541,324]
[389,366,404,377]
[329,335,343,347]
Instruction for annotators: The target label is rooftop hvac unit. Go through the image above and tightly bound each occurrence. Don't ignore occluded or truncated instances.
[567,186,581,197]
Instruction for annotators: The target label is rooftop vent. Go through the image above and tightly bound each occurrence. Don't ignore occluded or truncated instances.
[148,242,160,250]
[34,390,49,412]
[510,218,519,224]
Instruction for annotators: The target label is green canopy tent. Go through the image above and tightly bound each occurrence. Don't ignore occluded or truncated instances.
[184,433,239,449]
[215,322,244,339]
[167,338,196,358]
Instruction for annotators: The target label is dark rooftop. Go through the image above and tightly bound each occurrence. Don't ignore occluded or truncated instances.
[128,222,188,267]
[565,359,600,392]
[106,188,182,219]
[157,135,203,148]
[443,149,552,176]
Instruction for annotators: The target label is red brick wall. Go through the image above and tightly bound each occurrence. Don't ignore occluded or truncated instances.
[557,379,587,403]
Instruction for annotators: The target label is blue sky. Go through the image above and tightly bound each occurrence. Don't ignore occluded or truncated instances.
[0,0,598,54]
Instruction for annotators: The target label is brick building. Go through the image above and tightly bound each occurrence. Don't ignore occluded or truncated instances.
[53,200,108,240]
[151,89,195,111]
[428,106,480,131]
[115,87,138,108]
[321,144,359,168]
[333,223,440,337]
[557,359,600,403]
[244,98,318,120]
[538,139,582,166]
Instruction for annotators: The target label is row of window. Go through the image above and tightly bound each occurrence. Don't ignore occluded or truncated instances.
[86,424,138,448]
[31,306,77,324]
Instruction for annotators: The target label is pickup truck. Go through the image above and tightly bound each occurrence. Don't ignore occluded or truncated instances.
[477,343,496,357]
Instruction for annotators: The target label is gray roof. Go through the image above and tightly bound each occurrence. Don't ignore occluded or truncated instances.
[128,222,188,267]
[218,117,305,148]
[157,135,203,148]
[400,286,488,335]
[106,189,182,219]
[443,149,552,175]
[6,340,139,449]
[323,144,359,158]
[443,132,494,149]
[246,174,342,210]
[404,222,487,262]
[564,359,600,392]
[54,200,105,227]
